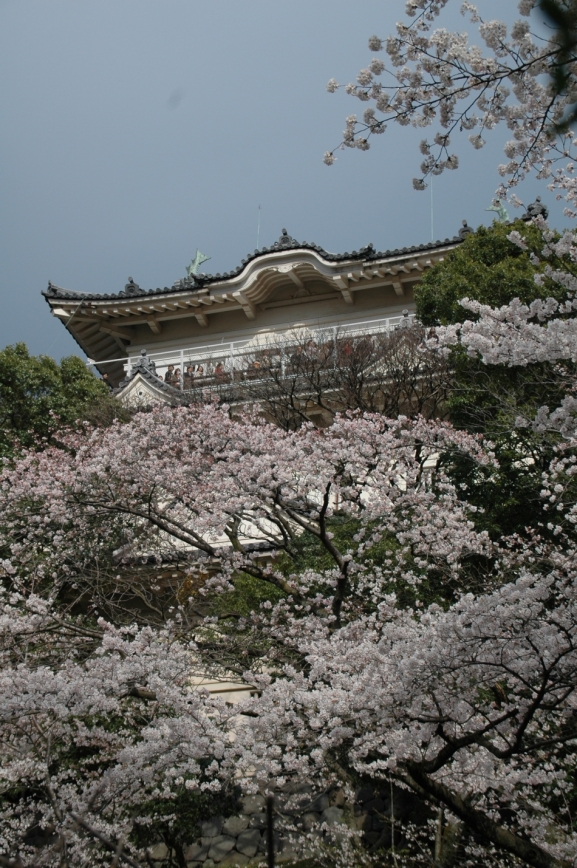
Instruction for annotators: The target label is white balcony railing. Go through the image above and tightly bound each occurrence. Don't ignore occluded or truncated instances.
[125,312,415,387]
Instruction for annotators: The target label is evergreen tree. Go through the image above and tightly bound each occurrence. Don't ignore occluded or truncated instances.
[415,222,577,538]
[0,343,123,458]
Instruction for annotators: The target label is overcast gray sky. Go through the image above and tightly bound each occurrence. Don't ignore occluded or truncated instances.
[0,0,560,361]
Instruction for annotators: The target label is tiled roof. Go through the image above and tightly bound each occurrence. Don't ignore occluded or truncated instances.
[42,229,464,302]
[115,361,185,400]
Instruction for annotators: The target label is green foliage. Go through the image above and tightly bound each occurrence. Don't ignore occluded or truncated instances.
[539,0,577,132]
[440,346,573,537]
[132,783,241,864]
[210,572,285,617]
[0,343,126,458]
[414,221,577,540]
[275,514,363,577]
[273,515,484,609]
[415,220,567,327]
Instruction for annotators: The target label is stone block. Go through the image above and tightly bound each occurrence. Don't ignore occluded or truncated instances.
[282,781,313,795]
[390,787,423,821]
[378,827,393,849]
[236,828,261,858]
[353,812,370,831]
[185,840,211,862]
[201,816,224,837]
[240,794,265,814]
[277,848,300,863]
[329,788,346,807]
[302,812,320,831]
[208,835,236,862]
[307,794,329,813]
[148,842,169,860]
[365,798,386,814]
[257,830,281,853]
[321,806,344,826]
[219,853,249,867]
[356,785,374,804]
[248,812,267,829]
[222,815,249,837]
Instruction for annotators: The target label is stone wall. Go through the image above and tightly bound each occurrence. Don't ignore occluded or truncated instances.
[149,783,425,867]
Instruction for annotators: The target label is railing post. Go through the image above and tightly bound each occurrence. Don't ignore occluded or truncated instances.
[266,795,275,868]
[333,326,338,370]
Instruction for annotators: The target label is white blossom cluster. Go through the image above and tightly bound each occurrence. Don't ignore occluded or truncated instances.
[324,0,577,211]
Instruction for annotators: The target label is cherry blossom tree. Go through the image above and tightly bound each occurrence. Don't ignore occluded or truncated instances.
[0,591,241,867]
[0,404,500,865]
[236,537,577,868]
[1,395,576,866]
[248,219,577,867]
[324,0,577,214]
[423,218,577,442]
[0,405,493,619]
[5,8,577,865]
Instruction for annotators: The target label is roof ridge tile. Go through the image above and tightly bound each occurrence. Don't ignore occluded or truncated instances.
[42,232,464,301]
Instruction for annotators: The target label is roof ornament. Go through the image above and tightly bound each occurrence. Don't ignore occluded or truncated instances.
[486,200,510,223]
[135,348,156,373]
[277,228,295,248]
[458,220,473,239]
[523,196,549,221]
[186,249,211,277]
[124,277,141,296]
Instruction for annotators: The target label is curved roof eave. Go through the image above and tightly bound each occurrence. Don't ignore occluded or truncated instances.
[42,230,464,305]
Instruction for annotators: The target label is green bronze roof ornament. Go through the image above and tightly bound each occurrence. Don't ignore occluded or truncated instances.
[486,199,510,223]
[186,249,211,277]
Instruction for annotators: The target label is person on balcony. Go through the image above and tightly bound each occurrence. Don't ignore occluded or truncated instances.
[289,346,303,371]
[246,359,261,379]
[183,365,195,390]
[173,369,182,389]
[164,365,175,384]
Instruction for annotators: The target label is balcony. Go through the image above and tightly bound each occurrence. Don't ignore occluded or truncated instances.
[124,312,416,393]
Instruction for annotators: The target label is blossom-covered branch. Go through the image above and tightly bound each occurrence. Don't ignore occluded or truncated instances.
[324,0,577,211]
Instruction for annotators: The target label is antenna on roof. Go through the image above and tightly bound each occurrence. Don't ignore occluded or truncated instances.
[256,204,261,249]
[430,175,434,242]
